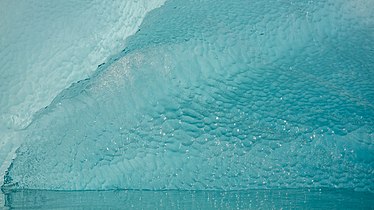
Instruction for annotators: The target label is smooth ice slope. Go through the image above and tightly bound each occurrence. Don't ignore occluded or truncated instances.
[3,0,374,191]
[0,0,166,186]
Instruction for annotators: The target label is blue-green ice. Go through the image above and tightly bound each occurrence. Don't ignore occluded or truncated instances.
[1,0,373,199]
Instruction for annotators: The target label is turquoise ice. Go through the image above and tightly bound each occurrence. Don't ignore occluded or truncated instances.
[1,0,374,191]
[0,0,166,185]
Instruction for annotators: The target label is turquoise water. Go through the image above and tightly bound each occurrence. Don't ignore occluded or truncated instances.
[1,0,374,208]
[1,189,373,209]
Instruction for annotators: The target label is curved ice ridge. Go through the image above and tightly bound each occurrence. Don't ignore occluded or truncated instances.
[0,0,166,186]
[3,0,374,191]
[0,0,166,130]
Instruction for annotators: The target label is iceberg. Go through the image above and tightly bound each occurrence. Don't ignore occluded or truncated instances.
[1,0,374,191]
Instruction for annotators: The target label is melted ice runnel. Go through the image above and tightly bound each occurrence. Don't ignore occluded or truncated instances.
[2,0,374,191]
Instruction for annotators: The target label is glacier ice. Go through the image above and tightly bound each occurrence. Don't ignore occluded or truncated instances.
[0,0,166,186]
[0,0,166,130]
[2,0,374,191]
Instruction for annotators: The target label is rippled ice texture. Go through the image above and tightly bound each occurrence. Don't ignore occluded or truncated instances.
[2,0,374,191]
[0,0,166,185]
[0,0,165,130]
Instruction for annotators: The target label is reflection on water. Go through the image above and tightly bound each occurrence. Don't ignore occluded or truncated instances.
[1,188,373,209]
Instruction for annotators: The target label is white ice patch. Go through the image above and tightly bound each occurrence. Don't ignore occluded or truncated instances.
[0,0,166,186]
[0,0,166,130]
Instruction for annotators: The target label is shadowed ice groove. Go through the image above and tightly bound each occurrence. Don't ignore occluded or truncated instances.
[2,0,374,191]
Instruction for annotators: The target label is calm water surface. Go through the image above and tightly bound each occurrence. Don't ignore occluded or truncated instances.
[1,188,373,209]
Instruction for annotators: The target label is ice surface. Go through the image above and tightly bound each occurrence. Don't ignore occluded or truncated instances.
[0,0,165,130]
[2,0,374,191]
[0,0,166,186]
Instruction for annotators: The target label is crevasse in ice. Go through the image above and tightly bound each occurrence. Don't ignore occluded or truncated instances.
[2,0,374,191]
